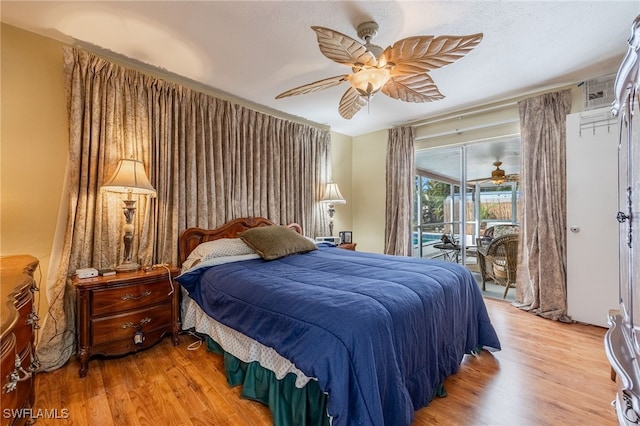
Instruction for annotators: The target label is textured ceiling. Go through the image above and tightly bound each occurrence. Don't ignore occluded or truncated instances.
[2,1,638,139]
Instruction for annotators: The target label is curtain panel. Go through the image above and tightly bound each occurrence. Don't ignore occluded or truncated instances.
[384,126,415,256]
[515,89,572,322]
[37,47,331,371]
[148,90,330,262]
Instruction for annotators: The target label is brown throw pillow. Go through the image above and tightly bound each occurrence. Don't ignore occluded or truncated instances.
[239,225,317,260]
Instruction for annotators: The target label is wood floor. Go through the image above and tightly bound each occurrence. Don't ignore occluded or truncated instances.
[33,297,618,425]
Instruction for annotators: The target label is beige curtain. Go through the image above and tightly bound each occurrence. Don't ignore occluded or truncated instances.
[515,89,572,321]
[384,126,415,256]
[148,88,330,263]
[37,47,330,371]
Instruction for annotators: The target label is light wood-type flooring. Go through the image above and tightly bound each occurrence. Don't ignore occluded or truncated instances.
[33,297,617,425]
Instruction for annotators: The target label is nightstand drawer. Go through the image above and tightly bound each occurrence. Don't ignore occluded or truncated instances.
[90,303,172,346]
[91,281,172,316]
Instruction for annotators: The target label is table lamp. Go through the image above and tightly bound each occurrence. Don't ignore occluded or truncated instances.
[101,158,156,272]
[321,182,345,236]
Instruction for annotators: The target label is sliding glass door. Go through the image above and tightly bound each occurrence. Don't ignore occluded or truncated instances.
[414,138,520,269]
[413,147,466,260]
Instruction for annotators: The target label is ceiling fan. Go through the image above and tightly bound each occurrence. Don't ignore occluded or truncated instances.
[276,21,483,119]
[469,161,519,185]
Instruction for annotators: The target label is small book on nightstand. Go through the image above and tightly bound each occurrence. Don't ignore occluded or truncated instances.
[98,268,116,277]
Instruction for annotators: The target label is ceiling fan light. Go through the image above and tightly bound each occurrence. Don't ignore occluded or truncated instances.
[350,68,390,98]
[491,163,506,185]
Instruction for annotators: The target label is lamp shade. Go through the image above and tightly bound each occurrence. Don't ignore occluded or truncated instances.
[101,159,156,197]
[321,183,346,204]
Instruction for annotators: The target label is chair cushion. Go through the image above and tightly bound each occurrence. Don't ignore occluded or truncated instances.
[493,258,508,279]
[493,225,519,238]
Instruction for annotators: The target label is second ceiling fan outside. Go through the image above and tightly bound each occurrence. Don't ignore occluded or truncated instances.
[468,161,520,185]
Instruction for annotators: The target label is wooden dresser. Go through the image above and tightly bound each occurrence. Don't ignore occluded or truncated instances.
[1,255,39,426]
[73,266,180,377]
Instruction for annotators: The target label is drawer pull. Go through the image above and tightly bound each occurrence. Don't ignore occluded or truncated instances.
[3,354,32,394]
[121,317,151,329]
[121,290,152,301]
[27,311,40,329]
[622,392,640,424]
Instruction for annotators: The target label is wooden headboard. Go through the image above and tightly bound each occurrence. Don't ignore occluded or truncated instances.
[178,217,303,265]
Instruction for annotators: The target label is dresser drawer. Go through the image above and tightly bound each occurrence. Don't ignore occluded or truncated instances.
[1,335,19,424]
[90,281,172,316]
[1,338,33,426]
[1,255,38,419]
[90,302,172,346]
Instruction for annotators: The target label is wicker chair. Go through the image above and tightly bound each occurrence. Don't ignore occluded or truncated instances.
[476,234,519,298]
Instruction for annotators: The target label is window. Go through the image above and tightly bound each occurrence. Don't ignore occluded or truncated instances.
[477,183,519,235]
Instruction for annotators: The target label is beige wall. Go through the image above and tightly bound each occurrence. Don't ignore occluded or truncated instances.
[351,129,388,253]
[1,24,69,313]
[329,131,352,237]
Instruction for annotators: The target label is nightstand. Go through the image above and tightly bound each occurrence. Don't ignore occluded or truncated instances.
[338,243,357,251]
[73,266,180,377]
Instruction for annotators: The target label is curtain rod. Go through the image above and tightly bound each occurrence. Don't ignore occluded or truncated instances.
[407,82,577,129]
[69,42,331,132]
[415,118,519,141]
[410,102,517,128]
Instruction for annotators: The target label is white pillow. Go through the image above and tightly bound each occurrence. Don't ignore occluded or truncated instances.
[182,238,255,271]
[304,235,320,245]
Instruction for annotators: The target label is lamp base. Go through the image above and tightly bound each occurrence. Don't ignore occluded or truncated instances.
[114,261,140,272]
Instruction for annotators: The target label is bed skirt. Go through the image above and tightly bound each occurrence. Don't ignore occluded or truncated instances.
[206,337,330,426]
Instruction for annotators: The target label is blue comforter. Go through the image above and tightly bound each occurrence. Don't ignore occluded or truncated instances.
[177,246,500,426]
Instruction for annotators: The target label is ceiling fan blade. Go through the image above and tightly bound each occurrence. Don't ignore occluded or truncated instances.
[381,33,483,73]
[275,75,349,99]
[312,26,377,67]
[338,87,367,119]
[467,177,491,183]
[382,73,444,102]
[468,173,520,184]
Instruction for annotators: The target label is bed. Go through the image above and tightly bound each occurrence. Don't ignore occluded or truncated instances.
[176,217,500,426]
